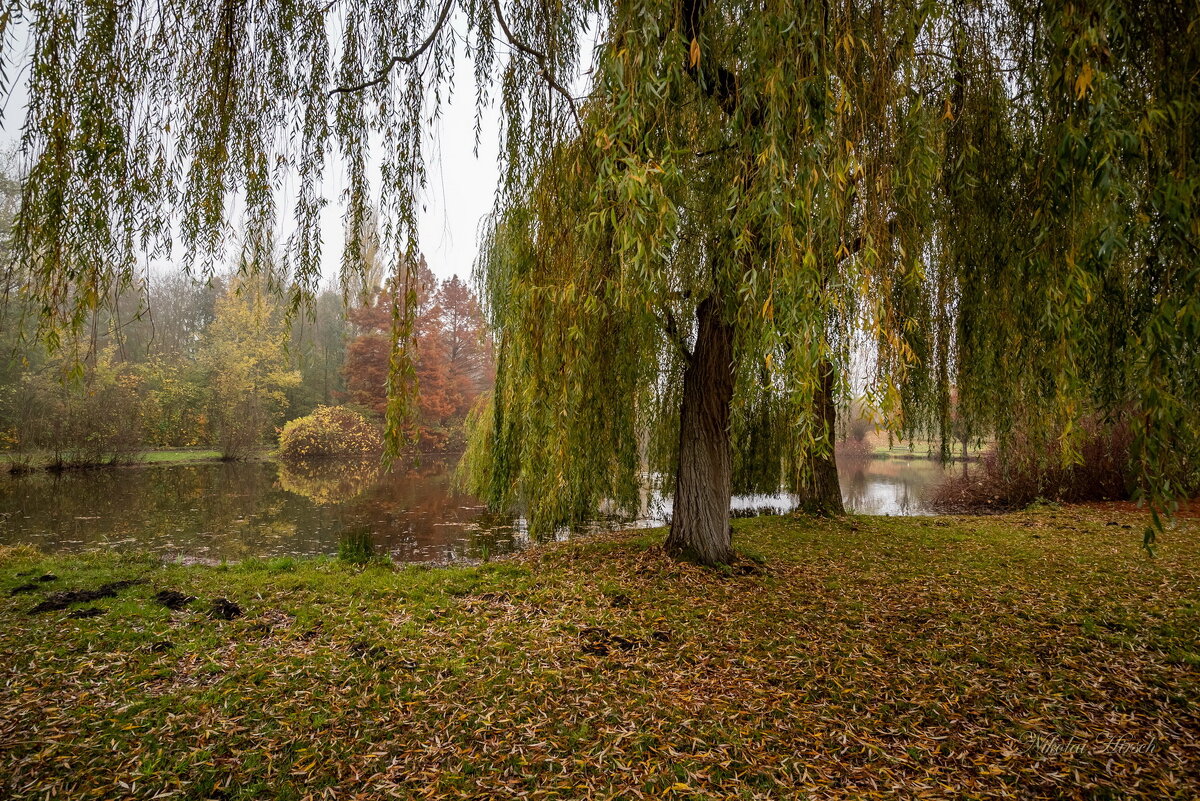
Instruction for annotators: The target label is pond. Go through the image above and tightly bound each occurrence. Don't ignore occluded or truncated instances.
[0,453,958,563]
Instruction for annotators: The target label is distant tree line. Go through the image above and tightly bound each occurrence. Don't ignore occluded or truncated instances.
[1,262,491,468]
[0,170,491,469]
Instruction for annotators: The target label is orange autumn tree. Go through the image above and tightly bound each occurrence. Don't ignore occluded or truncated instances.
[341,260,491,447]
[437,275,494,420]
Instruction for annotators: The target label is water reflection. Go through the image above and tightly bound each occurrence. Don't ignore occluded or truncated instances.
[276,458,380,504]
[647,455,954,520]
[838,454,951,515]
[0,458,519,564]
[0,454,958,562]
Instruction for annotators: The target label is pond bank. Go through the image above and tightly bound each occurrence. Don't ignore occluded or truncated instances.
[1,508,1196,799]
[2,447,246,474]
[2,444,470,474]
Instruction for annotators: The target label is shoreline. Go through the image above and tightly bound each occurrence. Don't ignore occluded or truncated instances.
[1,447,467,476]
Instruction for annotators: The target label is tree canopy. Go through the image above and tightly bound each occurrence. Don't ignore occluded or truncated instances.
[343,261,493,443]
[3,0,1197,562]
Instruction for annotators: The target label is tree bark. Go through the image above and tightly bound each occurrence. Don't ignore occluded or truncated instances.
[796,357,844,516]
[666,296,736,566]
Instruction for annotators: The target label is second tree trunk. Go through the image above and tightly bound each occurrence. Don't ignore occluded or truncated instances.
[796,357,844,515]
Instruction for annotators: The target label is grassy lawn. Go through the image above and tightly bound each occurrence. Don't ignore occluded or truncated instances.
[140,449,225,464]
[1,508,1197,799]
[2,448,267,471]
[853,433,990,460]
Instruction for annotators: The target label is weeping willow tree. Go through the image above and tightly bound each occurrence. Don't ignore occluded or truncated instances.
[4,0,1198,565]
[939,1,1200,551]
[470,0,949,564]
[469,0,1200,562]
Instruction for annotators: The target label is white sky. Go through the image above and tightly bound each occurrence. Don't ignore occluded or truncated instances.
[415,88,502,282]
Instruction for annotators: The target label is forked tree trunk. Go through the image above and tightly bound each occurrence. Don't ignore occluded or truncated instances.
[666,296,736,566]
[796,357,844,516]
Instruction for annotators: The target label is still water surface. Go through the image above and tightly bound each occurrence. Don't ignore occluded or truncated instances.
[0,454,953,562]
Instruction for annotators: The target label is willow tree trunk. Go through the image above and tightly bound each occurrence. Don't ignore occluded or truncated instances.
[796,357,844,516]
[666,296,736,566]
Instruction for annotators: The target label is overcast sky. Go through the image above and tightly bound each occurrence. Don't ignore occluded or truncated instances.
[414,89,502,283]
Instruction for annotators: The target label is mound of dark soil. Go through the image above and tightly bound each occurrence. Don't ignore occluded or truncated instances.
[153,590,196,610]
[28,579,145,614]
[209,598,242,620]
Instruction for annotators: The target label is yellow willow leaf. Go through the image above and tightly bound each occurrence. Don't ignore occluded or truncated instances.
[689,38,701,68]
[1075,62,1094,99]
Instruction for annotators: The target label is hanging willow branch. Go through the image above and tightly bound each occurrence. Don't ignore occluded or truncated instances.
[490,0,585,135]
[329,0,456,94]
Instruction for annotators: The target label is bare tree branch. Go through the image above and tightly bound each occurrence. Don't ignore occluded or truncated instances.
[329,0,455,95]
[490,0,585,136]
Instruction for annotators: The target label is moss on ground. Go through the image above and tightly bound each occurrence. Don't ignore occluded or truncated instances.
[1,507,1197,799]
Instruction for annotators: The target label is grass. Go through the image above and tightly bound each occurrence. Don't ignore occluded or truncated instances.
[1,508,1197,799]
[3,447,261,471]
[834,431,990,461]
[859,436,989,460]
[140,449,225,464]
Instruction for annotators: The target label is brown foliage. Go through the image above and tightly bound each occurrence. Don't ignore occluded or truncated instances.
[340,267,492,442]
[933,417,1137,512]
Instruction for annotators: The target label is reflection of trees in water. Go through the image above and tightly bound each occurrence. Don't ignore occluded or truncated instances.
[840,460,872,512]
[276,458,380,505]
[279,456,521,562]
[0,454,957,561]
[0,463,289,559]
[636,459,952,521]
[836,455,948,515]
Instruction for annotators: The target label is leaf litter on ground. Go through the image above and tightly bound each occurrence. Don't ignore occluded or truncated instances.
[0,507,1197,799]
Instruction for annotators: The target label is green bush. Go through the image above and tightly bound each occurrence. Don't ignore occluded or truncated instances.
[278,405,382,461]
[2,349,148,468]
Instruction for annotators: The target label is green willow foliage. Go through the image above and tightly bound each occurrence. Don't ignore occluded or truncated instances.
[471,0,949,532]
[3,1,1197,545]
[469,0,1200,541]
[2,0,589,454]
[946,2,1200,547]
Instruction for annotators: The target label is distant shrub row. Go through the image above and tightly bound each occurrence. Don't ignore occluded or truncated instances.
[932,417,1197,511]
